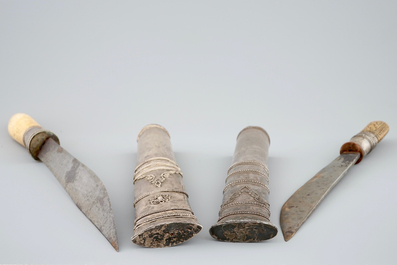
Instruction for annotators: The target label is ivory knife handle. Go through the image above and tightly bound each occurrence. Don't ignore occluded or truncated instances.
[340,121,389,164]
[8,113,59,161]
[8,113,41,146]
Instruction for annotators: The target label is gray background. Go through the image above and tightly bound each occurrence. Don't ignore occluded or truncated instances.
[1,1,396,264]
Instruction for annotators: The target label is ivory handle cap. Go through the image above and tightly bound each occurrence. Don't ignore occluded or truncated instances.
[8,113,60,161]
[8,113,41,146]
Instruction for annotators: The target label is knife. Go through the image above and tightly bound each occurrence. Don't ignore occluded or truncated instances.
[280,121,389,242]
[8,113,119,251]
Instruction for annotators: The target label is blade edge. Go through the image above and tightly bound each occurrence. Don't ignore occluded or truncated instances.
[280,153,360,241]
[38,138,119,251]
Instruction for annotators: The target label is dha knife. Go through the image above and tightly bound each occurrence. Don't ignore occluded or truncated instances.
[8,113,119,251]
[280,121,389,242]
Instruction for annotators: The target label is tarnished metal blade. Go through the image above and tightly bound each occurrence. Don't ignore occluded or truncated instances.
[280,153,360,242]
[38,138,119,251]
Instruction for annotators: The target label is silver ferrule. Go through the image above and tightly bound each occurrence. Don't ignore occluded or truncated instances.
[350,131,379,157]
[22,126,59,161]
[23,126,45,150]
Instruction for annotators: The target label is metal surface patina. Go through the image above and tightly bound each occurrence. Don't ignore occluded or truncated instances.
[38,138,119,251]
[131,124,202,248]
[16,121,119,251]
[280,121,389,241]
[209,126,278,242]
[280,153,359,241]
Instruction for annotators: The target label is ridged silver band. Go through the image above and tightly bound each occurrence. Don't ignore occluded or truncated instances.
[226,169,269,183]
[227,160,269,175]
[221,201,270,210]
[134,208,194,225]
[134,213,195,230]
[223,179,269,194]
[219,202,270,216]
[135,157,177,173]
[218,210,270,222]
[134,157,183,183]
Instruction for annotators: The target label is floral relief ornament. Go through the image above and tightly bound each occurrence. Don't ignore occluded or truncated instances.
[145,170,182,188]
[149,194,171,205]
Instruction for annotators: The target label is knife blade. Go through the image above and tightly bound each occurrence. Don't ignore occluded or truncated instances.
[8,113,119,251]
[280,121,389,242]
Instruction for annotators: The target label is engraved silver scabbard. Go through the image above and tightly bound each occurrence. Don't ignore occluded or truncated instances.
[209,126,278,242]
[131,124,202,248]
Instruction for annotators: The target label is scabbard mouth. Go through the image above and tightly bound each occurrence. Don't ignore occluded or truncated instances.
[131,221,202,248]
[209,219,278,242]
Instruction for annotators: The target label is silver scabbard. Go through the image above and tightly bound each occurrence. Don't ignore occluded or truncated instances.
[210,126,278,242]
[131,124,202,247]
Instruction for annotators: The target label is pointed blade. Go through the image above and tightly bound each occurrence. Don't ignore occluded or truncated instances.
[38,138,119,251]
[280,153,360,242]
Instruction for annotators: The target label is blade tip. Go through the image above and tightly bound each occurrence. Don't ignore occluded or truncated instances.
[282,230,295,242]
[111,241,119,252]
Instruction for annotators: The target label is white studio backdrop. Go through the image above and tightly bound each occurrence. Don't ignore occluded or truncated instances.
[0,1,396,264]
